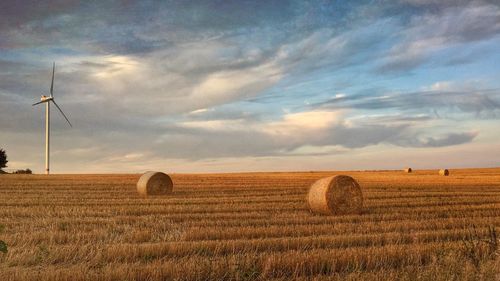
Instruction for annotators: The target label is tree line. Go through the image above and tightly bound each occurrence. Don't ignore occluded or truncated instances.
[0,148,32,174]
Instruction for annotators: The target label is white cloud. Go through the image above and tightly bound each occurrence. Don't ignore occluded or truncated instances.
[189,108,209,114]
[90,55,140,79]
[263,110,342,137]
[428,81,454,91]
[421,80,493,94]
[180,119,247,131]
[190,61,282,106]
[179,109,344,139]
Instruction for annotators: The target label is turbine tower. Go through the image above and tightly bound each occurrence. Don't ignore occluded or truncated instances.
[32,62,72,175]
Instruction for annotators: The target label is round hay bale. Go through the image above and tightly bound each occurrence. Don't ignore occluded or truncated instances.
[307,175,363,215]
[137,171,173,196]
[439,169,449,176]
[404,168,412,173]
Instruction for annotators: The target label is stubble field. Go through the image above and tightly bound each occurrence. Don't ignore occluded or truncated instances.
[0,168,499,280]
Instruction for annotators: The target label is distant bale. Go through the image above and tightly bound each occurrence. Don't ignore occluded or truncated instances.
[137,171,173,196]
[439,169,450,176]
[404,168,412,173]
[307,175,363,215]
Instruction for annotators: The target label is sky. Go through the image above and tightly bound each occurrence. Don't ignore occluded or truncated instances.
[0,0,499,173]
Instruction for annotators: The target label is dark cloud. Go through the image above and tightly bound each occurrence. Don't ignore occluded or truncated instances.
[317,89,500,117]
[0,0,80,28]
[0,0,363,54]
[400,0,499,9]
[419,132,478,147]
[322,124,409,149]
[394,131,478,147]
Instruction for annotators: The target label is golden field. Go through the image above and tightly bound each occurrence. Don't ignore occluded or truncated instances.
[0,168,499,281]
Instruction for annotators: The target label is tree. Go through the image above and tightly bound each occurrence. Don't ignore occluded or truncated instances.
[13,169,32,174]
[0,148,7,172]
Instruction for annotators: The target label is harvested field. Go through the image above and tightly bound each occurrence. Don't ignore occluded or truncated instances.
[1,168,500,280]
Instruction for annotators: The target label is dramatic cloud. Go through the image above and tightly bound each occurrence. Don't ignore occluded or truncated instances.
[0,1,499,173]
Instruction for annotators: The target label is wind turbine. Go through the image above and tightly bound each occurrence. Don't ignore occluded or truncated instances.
[32,62,72,175]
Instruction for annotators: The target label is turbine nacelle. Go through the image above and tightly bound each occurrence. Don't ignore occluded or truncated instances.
[40,95,53,102]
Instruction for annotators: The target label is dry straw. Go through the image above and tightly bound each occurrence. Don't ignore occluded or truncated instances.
[404,168,412,173]
[439,169,450,176]
[307,175,363,215]
[137,171,173,196]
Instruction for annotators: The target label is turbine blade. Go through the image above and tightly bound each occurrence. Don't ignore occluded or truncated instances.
[32,100,45,106]
[51,99,72,127]
[50,62,55,97]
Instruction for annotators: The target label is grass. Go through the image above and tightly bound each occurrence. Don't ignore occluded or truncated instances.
[0,168,499,280]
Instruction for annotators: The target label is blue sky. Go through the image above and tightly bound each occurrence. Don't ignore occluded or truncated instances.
[0,0,499,173]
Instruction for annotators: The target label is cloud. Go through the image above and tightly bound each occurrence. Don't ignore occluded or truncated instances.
[190,61,282,108]
[157,110,349,159]
[419,132,478,147]
[177,110,343,144]
[317,84,500,117]
[0,40,283,125]
[155,109,477,159]
[263,110,341,137]
[377,3,500,72]
[400,0,496,8]
[393,131,479,147]
[8,18,389,122]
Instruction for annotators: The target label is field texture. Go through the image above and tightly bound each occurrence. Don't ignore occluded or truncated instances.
[0,169,499,280]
